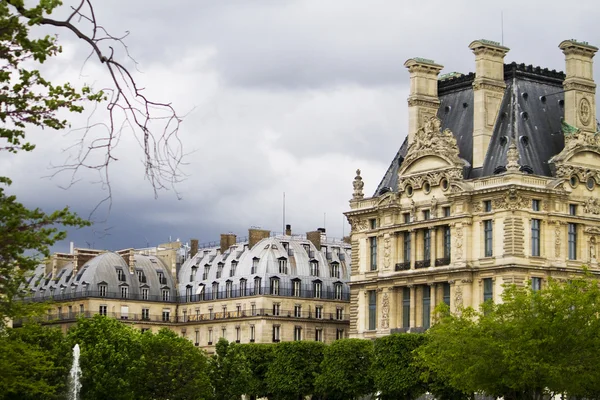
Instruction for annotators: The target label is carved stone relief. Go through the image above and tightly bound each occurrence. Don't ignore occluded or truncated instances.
[583,197,600,215]
[347,217,368,232]
[402,116,463,168]
[554,221,562,258]
[383,237,391,270]
[454,285,463,309]
[493,188,527,210]
[381,292,389,329]
[455,225,464,260]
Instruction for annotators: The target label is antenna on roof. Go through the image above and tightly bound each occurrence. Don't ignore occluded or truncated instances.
[282,192,286,234]
[501,11,504,46]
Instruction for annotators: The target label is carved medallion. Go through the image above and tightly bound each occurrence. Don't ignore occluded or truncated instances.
[579,97,592,126]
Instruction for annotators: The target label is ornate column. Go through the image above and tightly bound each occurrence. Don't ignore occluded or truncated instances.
[430,227,437,265]
[410,230,416,269]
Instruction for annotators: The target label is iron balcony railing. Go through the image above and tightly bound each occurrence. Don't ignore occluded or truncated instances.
[435,257,451,266]
[18,290,177,304]
[179,286,350,303]
[395,262,410,271]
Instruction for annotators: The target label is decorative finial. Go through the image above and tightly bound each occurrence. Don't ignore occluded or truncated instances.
[352,169,364,200]
[506,139,520,172]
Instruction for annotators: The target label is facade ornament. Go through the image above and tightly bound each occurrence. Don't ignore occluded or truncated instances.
[505,139,521,172]
[554,221,562,258]
[583,197,600,215]
[347,216,368,232]
[383,237,391,270]
[398,169,462,193]
[493,188,527,210]
[403,116,462,167]
[472,200,482,213]
[410,200,417,222]
[352,169,364,200]
[590,236,597,262]
[454,225,463,260]
[430,196,438,218]
[454,285,464,309]
[381,292,389,329]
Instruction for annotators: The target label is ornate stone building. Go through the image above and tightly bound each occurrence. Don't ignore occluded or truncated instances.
[345,39,600,338]
[17,227,351,351]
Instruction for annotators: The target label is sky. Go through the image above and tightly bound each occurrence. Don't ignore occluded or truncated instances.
[2,0,600,252]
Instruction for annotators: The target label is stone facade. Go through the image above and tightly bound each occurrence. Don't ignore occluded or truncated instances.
[346,39,600,338]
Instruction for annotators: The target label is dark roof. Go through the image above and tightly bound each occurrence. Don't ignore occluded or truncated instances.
[375,63,566,195]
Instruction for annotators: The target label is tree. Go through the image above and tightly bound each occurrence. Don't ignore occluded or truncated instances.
[67,315,143,400]
[314,338,374,400]
[0,0,182,325]
[0,324,71,400]
[371,334,426,400]
[236,343,276,399]
[209,338,251,400]
[418,275,600,400]
[137,329,212,400]
[266,341,325,400]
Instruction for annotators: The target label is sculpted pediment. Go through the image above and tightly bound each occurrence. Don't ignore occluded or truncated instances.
[550,120,600,181]
[398,116,465,177]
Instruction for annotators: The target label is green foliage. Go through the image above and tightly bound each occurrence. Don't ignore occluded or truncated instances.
[372,333,426,400]
[236,343,276,399]
[314,338,374,400]
[266,340,325,400]
[67,315,143,400]
[209,338,252,400]
[137,329,212,400]
[0,324,70,400]
[418,276,600,400]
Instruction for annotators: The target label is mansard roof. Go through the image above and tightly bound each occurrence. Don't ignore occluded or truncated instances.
[375,63,567,195]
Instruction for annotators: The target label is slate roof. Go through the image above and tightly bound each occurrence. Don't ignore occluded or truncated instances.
[375,63,566,195]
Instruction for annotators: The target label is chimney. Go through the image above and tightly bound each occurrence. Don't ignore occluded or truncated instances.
[404,57,444,144]
[285,224,292,236]
[248,228,270,249]
[306,230,322,251]
[190,239,199,258]
[559,39,598,134]
[220,233,237,253]
[469,39,509,169]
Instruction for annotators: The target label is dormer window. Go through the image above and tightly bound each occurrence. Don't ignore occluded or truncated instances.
[310,261,319,277]
[212,282,219,300]
[270,277,280,295]
[226,281,233,298]
[313,280,322,299]
[98,284,107,297]
[254,277,262,295]
[230,261,238,277]
[157,271,166,285]
[141,287,149,300]
[216,263,224,279]
[252,258,259,274]
[278,258,288,274]
[116,268,126,282]
[190,266,198,282]
[137,270,146,283]
[162,289,170,301]
[334,282,343,300]
[203,265,210,280]
[240,279,247,296]
[120,285,129,299]
[330,262,340,279]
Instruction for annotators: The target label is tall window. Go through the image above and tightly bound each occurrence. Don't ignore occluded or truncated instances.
[186,286,192,302]
[483,278,493,302]
[368,290,377,330]
[294,326,302,341]
[313,281,322,299]
[531,277,542,291]
[402,287,410,328]
[240,279,247,296]
[270,278,279,296]
[162,309,170,322]
[162,289,169,301]
[251,258,259,274]
[99,284,107,297]
[250,325,255,342]
[531,219,541,257]
[294,305,302,318]
[203,266,209,280]
[212,282,219,300]
[369,237,378,270]
[278,258,287,274]
[336,307,343,320]
[99,305,107,316]
[423,229,431,261]
[141,308,149,320]
[443,282,451,307]
[423,210,431,220]
[423,286,431,329]
[336,329,345,340]
[230,261,237,277]
[315,306,323,319]
[121,286,129,299]
[403,232,411,262]
[568,223,577,260]
[273,303,280,316]
[310,261,319,277]
[292,280,301,297]
[532,199,540,211]
[444,226,451,259]
[216,263,223,279]
[117,268,125,282]
[330,262,340,278]
[272,325,281,342]
[254,277,262,295]
[334,283,343,300]
[141,287,149,300]
[208,328,213,344]
[484,220,493,257]
[190,267,197,281]
[315,328,323,342]
[569,204,577,216]
[484,200,492,212]
[225,281,233,298]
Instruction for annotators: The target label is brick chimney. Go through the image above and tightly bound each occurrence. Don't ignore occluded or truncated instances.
[248,228,270,249]
[404,57,444,145]
[220,234,237,253]
[469,39,509,169]
[306,230,322,251]
[559,39,598,134]
[190,239,199,258]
